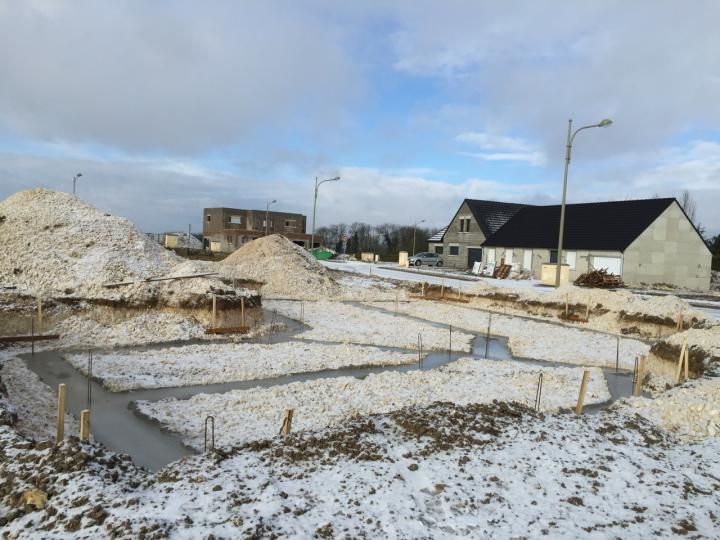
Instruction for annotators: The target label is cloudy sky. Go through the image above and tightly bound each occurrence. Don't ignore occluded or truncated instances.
[1,1,719,235]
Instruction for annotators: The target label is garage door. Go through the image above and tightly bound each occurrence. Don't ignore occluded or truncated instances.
[592,256,622,275]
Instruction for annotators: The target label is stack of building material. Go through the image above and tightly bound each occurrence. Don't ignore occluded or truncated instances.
[574,269,624,288]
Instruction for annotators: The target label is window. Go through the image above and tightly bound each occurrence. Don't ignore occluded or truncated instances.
[566,251,577,270]
[505,249,513,264]
[206,215,211,222]
[486,248,496,263]
[458,217,471,232]
[229,215,242,225]
[449,245,459,256]
[285,219,296,228]
[435,246,444,255]
[549,250,558,263]
[459,219,464,232]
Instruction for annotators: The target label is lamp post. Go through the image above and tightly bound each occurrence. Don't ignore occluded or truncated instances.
[265,199,277,236]
[310,176,340,250]
[72,173,83,195]
[555,118,612,288]
[412,219,426,256]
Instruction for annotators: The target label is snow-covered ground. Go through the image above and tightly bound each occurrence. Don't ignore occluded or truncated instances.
[136,359,610,451]
[64,341,417,391]
[617,376,720,440]
[368,299,649,369]
[3,401,718,537]
[266,299,475,352]
[324,260,544,292]
[0,356,79,439]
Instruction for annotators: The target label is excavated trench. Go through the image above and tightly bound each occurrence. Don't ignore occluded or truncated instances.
[18,307,636,471]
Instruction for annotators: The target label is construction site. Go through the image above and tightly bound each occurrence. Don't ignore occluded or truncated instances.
[0,188,719,538]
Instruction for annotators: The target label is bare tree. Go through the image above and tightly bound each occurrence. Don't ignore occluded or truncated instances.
[679,190,697,225]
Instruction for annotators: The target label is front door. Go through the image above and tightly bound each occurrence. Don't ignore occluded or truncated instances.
[468,248,483,268]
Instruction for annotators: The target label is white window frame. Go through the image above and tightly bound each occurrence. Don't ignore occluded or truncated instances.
[505,249,514,264]
[229,215,243,225]
[486,248,496,263]
[449,244,460,256]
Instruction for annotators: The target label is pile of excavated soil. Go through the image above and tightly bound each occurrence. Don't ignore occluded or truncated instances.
[220,235,340,299]
[0,189,245,306]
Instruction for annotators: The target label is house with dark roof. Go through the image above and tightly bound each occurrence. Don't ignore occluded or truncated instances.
[481,198,711,290]
[427,199,527,269]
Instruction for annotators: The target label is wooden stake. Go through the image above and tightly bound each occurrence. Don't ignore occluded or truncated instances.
[675,339,687,384]
[240,297,245,327]
[79,409,90,441]
[421,282,425,297]
[676,311,684,332]
[585,300,590,322]
[56,384,66,444]
[37,297,43,336]
[684,347,689,381]
[565,294,569,318]
[633,356,646,397]
[457,287,461,300]
[280,409,294,435]
[212,294,217,327]
[575,370,591,415]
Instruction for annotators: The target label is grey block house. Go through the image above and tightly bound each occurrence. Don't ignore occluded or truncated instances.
[428,199,527,268]
[435,197,711,290]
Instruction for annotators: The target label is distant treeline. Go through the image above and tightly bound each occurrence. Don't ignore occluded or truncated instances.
[314,222,439,260]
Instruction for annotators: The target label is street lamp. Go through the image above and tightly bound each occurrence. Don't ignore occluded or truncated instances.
[555,118,613,288]
[72,173,83,195]
[265,199,277,236]
[412,219,426,256]
[310,176,340,250]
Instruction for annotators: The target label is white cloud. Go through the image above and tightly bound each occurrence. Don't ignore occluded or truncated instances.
[456,131,546,166]
[0,1,362,153]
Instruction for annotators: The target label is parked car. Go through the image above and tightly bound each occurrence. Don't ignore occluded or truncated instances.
[408,252,443,267]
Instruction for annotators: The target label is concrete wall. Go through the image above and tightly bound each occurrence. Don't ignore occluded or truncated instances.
[203,207,309,252]
[441,201,487,268]
[484,246,623,281]
[623,202,711,290]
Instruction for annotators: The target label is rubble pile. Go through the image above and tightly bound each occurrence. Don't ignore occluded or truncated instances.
[220,235,340,299]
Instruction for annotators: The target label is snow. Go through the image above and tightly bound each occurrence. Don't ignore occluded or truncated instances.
[135,359,611,451]
[64,341,418,391]
[370,299,650,369]
[0,356,79,439]
[54,312,206,349]
[617,376,720,440]
[664,323,720,360]
[266,299,475,352]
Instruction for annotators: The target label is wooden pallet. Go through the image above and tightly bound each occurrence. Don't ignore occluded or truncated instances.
[493,264,512,279]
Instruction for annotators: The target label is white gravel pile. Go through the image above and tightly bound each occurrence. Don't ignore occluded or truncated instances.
[620,377,720,440]
[64,341,417,391]
[220,235,340,299]
[0,189,177,297]
[0,189,241,305]
[55,312,205,349]
[136,360,610,450]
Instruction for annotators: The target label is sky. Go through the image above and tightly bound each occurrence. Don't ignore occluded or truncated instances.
[1,1,719,236]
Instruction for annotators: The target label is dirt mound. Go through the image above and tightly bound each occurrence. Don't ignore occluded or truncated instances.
[0,189,178,297]
[220,235,340,299]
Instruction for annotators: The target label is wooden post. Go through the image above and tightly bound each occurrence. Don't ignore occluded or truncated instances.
[575,370,591,415]
[79,410,90,441]
[211,294,217,327]
[565,294,569,318]
[280,409,294,435]
[240,297,245,327]
[676,311,683,332]
[440,276,445,299]
[56,384,66,444]
[457,287,461,300]
[421,282,425,297]
[37,297,43,336]
[633,356,646,397]
[675,339,687,384]
[585,299,591,322]
[684,347,689,381]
